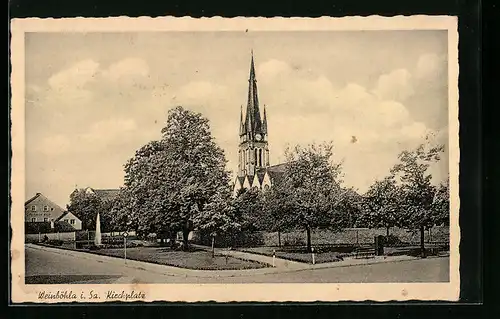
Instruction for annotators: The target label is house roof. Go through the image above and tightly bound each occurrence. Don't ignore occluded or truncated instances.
[56,211,81,222]
[81,187,120,201]
[93,189,120,201]
[25,193,66,220]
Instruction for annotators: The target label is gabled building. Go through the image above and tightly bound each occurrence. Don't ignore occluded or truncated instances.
[24,192,82,230]
[233,52,288,196]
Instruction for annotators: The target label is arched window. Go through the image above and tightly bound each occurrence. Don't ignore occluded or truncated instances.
[259,149,262,167]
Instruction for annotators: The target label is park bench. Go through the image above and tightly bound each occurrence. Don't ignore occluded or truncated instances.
[354,246,376,259]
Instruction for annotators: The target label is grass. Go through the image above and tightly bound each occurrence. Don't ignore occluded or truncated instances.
[40,244,267,270]
[240,247,344,264]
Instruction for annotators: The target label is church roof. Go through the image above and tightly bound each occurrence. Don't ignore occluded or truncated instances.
[92,189,120,201]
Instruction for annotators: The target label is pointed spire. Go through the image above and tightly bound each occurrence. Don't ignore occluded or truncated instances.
[239,105,245,136]
[262,104,268,135]
[245,50,263,140]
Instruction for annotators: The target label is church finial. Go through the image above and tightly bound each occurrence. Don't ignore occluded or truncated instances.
[239,105,245,136]
[263,104,268,135]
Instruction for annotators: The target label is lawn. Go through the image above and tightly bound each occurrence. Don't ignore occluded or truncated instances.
[240,247,344,264]
[83,246,267,270]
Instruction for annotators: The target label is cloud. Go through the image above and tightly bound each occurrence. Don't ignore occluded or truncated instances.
[81,118,138,144]
[26,51,449,204]
[416,53,446,81]
[251,58,446,192]
[373,68,414,101]
[102,58,150,81]
[48,59,100,91]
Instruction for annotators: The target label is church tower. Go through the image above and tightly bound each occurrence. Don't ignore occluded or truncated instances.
[238,51,270,178]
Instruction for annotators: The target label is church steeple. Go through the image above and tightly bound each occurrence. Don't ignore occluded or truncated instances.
[244,50,263,140]
[238,51,270,179]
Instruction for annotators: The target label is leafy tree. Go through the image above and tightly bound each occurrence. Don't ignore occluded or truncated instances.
[123,106,231,250]
[258,186,291,247]
[66,189,113,232]
[194,190,242,256]
[390,142,446,257]
[233,187,264,231]
[272,142,344,252]
[360,175,402,236]
[432,178,450,226]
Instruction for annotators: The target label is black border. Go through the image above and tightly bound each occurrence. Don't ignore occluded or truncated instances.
[8,0,486,317]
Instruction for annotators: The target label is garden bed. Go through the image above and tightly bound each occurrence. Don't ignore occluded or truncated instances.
[240,247,345,264]
[35,243,267,270]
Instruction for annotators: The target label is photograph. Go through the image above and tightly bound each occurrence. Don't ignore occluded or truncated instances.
[10,16,459,302]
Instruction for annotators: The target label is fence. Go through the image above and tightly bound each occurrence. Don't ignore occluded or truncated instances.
[261,226,450,247]
[25,230,137,245]
[25,231,76,243]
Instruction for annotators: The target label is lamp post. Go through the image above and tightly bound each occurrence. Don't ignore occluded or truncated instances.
[122,231,128,263]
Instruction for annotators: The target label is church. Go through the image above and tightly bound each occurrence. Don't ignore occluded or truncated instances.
[233,52,287,196]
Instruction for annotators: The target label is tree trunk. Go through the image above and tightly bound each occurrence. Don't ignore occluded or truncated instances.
[306,226,312,253]
[182,228,190,251]
[169,231,176,249]
[277,230,281,248]
[420,225,426,258]
[386,226,390,237]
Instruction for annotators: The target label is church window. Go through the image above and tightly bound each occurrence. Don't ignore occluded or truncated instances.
[259,149,262,166]
[254,149,257,164]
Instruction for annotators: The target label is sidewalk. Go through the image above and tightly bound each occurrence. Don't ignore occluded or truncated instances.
[207,246,307,270]
[27,244,446,280]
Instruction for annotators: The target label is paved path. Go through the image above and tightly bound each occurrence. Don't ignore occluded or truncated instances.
[199,245,306,270]
[25,244,449,284]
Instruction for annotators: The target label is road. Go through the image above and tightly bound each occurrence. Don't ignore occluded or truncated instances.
[25,245,449,284]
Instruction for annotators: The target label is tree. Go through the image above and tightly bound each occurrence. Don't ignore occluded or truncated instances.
[123,106,231,250]
[361,175,402,236]
[194,190,242,256]
[273,142,344,252]
[258,186,292,247]
[390,142,445,257]
[109,187,137,233]
[233,187,264,231]
[66,189,113,232]
[432,178,450,226]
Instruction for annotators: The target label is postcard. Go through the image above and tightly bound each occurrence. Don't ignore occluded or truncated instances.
[10,16,459,303]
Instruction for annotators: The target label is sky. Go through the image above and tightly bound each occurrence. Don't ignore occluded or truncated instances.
[25,31,449,207]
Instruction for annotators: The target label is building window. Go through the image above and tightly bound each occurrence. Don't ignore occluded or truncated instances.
[43,218,48,222]
[70,219,75,225]
[31,218,36,222]
[43,205,49,211]
[259,149,262,167]
[64,219,69,223]
[31,205,36,211]
[254,149,258,164]
[51,208,54,211]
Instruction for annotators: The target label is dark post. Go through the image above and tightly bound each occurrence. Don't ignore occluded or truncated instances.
[420,225,426,258]
[376,235,385,256]
[211,235,215,258]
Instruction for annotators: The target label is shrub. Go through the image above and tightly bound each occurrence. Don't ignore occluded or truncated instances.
[283,236,305,247]
[47,239,63,246]
[384,234,404,247]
